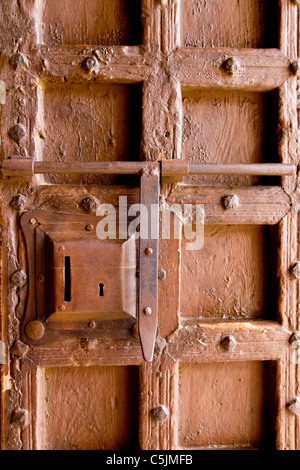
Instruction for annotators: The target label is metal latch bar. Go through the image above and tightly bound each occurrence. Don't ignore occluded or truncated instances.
[1,158,297,177]
[139,167,160,362]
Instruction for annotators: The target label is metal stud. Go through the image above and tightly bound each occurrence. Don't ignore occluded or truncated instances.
[151,405,169,422]
[290,262,300,280]
[222,194,239,210]
[287,397,300,416]
[222,57,241,75]
[25,321,45,340]
[220,335,237,352]
[8,123,26,143]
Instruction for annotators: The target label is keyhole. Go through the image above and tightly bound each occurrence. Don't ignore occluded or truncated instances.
[99,283,104,297]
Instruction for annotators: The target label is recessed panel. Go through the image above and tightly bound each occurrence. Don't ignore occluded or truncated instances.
[181,0,279,48]
[42,0,142,45]
[180,225,278,320]
[179,361,276,449]
[182,89,279,186]
[39,366,139,450]
[42,82,141,184]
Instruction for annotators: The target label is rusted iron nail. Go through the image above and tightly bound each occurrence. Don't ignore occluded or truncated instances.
[82,56,97,72]
[220,335,237,352]
[151,405,169,422]
[29,217,37,225]
[58,305,66,312]
[58,245,65,253]
[158,268,167,281]
[88,321,96,329]
[289,332,300,348]
[85,224,94,232]
[290,60,300,75]
[290,262,300,280]
[143,307,152,316]
[81,196,100,213]
[10,194,26,211]
[145,247,154,256]
[25,321,45,340]
[287,397,300,416]
[8,123,26,143]
[222,57,241,75]
[11,409,28,427]
[10,269,27,287]
[37,274,44,283]
[9,52,28,70]
[222,194,239,210]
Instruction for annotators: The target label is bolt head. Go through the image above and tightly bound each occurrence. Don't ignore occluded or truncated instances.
[145,247,154,256]
[222,57,241,75]
[290,60,300,75]
[82,56,97,72]
[85,224,94,232]
[222,194,239,210]
[220,335,237,352]
[158,268,167,281]
[287,397,300,416]
[151,405,169,422]
[88,321,96,329]
[289,332,300,348]
[25,321,45,340]
[290,262,300,280]
[10,269,27,287]
[8,123,26,143]
[143,307,152,316]
[81,196,100,213]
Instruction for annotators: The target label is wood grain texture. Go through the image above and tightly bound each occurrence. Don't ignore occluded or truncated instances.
[182,89,279,186]
[179,361,277,449]
[180,225,278,320]
[42,0,142,46]
[39,366,139,450]
[42,82,141,184]
[180,0,279,49]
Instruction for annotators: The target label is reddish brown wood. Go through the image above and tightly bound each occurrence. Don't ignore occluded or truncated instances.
[0,0,299,452]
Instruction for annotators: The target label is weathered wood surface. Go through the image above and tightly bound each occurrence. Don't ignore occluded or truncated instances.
[0,0,300,452]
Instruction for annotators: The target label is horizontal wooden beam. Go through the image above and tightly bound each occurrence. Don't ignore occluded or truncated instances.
[171,48,292,90]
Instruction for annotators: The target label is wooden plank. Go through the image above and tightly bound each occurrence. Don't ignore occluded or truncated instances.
[180,0,279,49]
[42,0,142,46]
[34,45,153,83]
[167,186,290,225]
[171,48,291,90]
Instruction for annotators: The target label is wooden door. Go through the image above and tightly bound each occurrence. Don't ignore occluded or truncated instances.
[1,0,300,451]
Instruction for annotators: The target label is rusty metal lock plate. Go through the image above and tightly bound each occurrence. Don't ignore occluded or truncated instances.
[45,236,136,321]
[20,210,137,343]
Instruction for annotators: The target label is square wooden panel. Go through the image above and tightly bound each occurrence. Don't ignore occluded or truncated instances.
[179,361,277,450]
[42,82,142,184]
[180,0,279,48]
[41,0,142,46]
[37,366,139,450]
[182,89,279,186]
[180,225,278,320]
